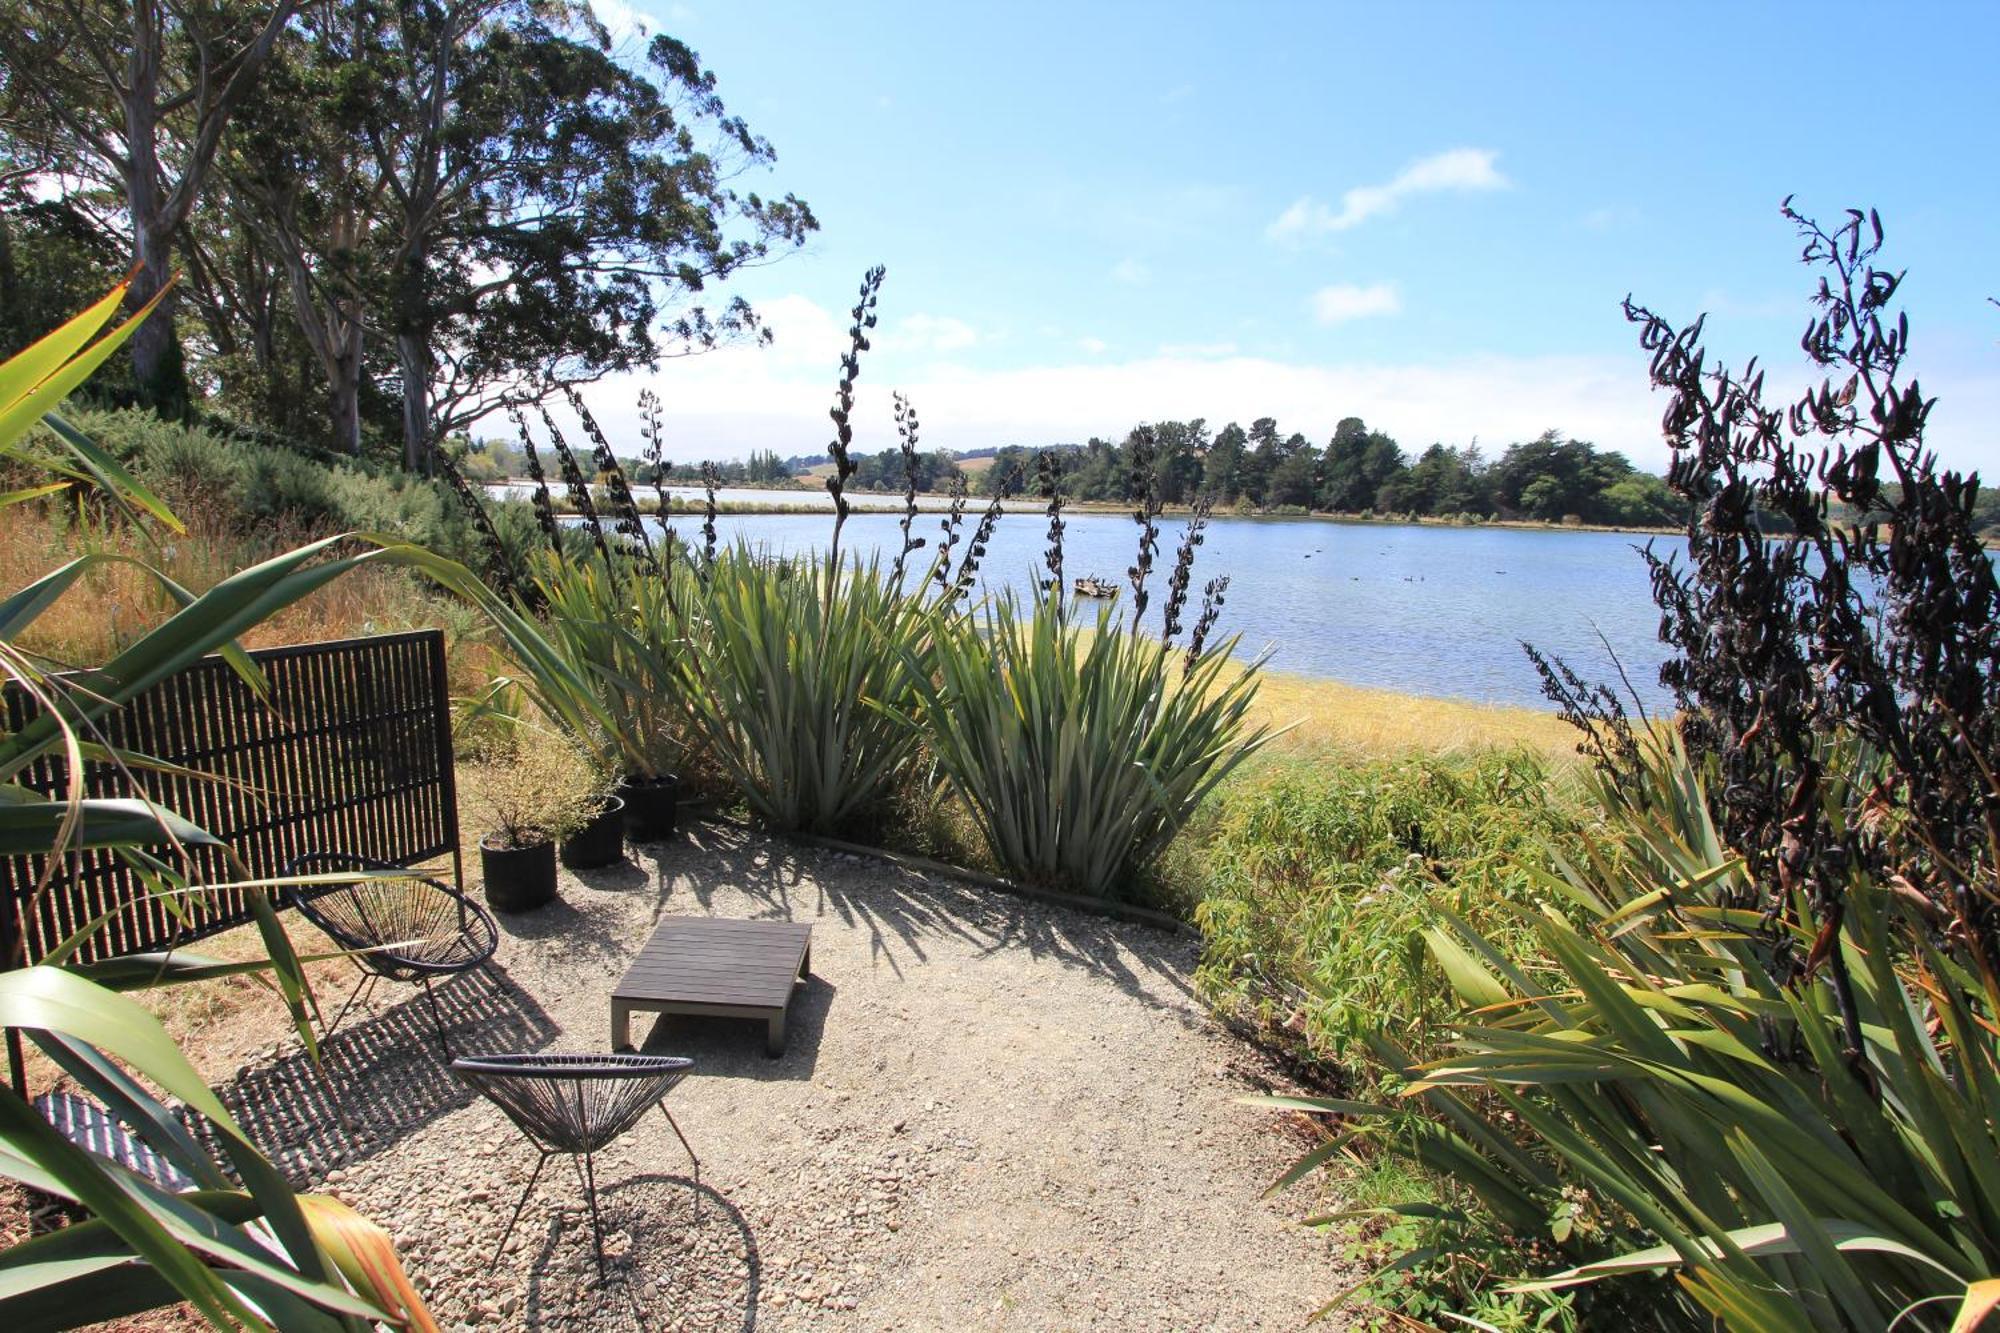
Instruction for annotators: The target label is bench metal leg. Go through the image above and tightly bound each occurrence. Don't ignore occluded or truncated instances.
[323,971,378,1040]
[611,999,633,1051]
[766,1010,785,1058]
[572,1149,607,1277]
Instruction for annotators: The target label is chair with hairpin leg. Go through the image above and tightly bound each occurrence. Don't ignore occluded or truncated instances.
[449,1053,699,1274]
[286,852,501,1056]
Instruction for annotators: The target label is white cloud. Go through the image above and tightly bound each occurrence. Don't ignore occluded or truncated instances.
[548,293,1669,468]
[1078,337,1109,355]
[1110,258,1152,286]
[1310,283,1401,324]
[1268,148,1510,241]
[883,312,979,353]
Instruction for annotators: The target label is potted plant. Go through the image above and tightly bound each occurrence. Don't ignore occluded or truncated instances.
[529,559,691,843]
[474,743,598,912]
[560,764,628,870]
[617,753,682,843]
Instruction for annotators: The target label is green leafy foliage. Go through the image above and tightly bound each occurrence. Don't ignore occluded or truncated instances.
[528,548,692,782]
[50,406,541,576]
[904,587,1273,899]
[1261,736,2000,1331]
[1195,751,1589,1066]
[675,545,935,836]
[0,288,441,1327]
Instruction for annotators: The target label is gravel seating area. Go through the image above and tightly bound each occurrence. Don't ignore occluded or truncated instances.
[194,825,1345,1330]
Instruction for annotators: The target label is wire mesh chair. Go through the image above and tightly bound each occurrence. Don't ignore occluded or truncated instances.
[450,1052,700,1274]
[286,852,501,1055]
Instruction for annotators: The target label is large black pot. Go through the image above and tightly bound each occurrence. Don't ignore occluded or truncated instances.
[619,774,680,842]
[480,836,557,913]
[560,796,626,870]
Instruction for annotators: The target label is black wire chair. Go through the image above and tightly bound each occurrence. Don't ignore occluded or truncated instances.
[450,1052,700,1274]
[285,852,501,1056]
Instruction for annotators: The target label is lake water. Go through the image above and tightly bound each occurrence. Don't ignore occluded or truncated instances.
[487,481,914,510]
[642,506,1682,711]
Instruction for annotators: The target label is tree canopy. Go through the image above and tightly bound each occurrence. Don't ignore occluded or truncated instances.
[0,0,814,468]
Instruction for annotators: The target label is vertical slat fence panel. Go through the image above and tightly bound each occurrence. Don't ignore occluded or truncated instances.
[0,630,462,970]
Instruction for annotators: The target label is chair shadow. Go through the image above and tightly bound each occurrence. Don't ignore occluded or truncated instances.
[632,975,834,1082]
[520,1174,758,1332]
[205,963,556,1182]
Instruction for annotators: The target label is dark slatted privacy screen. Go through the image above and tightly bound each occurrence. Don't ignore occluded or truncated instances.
[0,630,460,969]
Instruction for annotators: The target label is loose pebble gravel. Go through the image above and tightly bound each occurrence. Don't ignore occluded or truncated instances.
[112,825,1351,1329]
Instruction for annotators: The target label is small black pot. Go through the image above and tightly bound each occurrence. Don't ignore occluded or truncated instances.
[480,835,558,913]
[560,796,626,870]
[619,774,681,842]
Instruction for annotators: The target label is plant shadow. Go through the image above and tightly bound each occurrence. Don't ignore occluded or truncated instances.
[636,822,1199,1017]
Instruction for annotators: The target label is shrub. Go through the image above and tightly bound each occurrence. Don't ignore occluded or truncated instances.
[1269,735,2000,1331]
[677,545,936,835]
[469,736,607,849]
[530,547,692,783]
[57,405,512,573]
[1195,750,1587,1068]
[907,586,1272,900]
[1265,204,2000,1331]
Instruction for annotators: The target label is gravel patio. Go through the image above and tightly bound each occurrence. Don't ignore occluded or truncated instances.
[196,824,1343,1330]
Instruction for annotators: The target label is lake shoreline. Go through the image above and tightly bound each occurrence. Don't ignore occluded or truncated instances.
[495,480,1681,539]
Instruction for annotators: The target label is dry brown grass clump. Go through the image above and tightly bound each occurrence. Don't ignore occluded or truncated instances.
[1,500,504,695]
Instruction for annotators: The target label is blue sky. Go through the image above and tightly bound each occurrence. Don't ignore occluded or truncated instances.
[577,1,2000,475]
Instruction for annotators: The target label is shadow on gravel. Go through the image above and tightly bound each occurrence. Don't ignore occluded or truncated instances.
[521,1173,759,1332]
[634,974,834,1082]
[636,822,1197,1015]
[208,962,556,1181]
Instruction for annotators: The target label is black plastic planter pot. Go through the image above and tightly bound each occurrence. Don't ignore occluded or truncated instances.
[480,836,557,913]
[560,797,626,870]
[619,775,680,842]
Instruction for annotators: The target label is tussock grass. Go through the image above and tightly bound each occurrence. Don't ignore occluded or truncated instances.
[0,501,503,695]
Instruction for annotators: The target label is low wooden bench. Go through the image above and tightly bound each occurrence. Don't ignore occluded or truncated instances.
[611,918,813,1057]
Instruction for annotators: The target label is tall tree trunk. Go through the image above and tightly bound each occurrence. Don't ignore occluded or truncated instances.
[397,329,432,474]
[330,318,363,456]
[122,7,186,413]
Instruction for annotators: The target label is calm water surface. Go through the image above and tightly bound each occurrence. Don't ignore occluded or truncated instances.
[655,508,1681,711]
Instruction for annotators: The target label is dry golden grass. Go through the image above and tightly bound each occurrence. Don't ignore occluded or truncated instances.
[0,501,504,696]
[1226,659,1576,763]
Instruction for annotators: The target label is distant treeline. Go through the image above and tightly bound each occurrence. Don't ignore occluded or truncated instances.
[975,419,1683,526]
[775,418,1679,524]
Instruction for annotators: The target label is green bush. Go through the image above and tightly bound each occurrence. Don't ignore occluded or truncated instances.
[57,405,515,574]
[530,548,691,783]
[1260,736,2000,1330]
[1196,750,1587,1068]
[675,545,935,835]
[906,587,1273,900]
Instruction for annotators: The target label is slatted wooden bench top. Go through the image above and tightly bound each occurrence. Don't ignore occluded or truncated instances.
[611,917,813,1057]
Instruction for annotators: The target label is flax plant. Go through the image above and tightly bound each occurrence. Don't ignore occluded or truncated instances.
[897,457,1272,898]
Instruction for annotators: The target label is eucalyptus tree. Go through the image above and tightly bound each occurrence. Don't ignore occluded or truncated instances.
[0,0,302,408]
[353,0,816,471]
[215,0,384,454]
